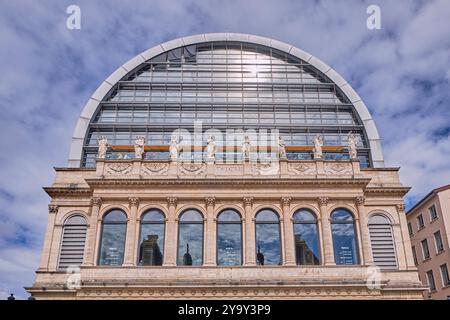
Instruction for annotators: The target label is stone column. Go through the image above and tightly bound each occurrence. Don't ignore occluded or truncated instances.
[396,203,414,269]
[318,197,335,265]
[355,196,373,265]
[83,197,102,266]
[281,197,295,266]
[204,197,216,266]
[123,197,139,266]
[38,204,59,271]
[163,197,178,266]
[243,196,256,266]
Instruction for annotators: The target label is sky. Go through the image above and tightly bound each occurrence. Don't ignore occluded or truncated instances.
[0,0,449,299]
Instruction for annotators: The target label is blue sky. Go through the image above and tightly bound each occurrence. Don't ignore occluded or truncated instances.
[0,0,449,299]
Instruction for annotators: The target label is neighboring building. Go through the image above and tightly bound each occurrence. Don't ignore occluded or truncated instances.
[406,184,450,300]
[27,33,423,299]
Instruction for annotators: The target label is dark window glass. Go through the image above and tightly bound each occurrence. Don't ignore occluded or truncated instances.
[255,209,282,265]
[331,209,359,265]
[408,222,413,235]
[422,239,430,260]
[177,210,203,266]
[217,210,242,266]
[412,245,418,265]
[441,264,450,286]
[293,209,320,265]
[434,230,444,253]
[427,270,436,291]
[139,209,165,266]
[417,214,425,229]
[98,210,127,266]
[429,205,438,220]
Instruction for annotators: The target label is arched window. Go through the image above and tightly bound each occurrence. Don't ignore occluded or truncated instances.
[177,209,204,266]
[58,215,87,270]
[217,209,242,266]
[331,209,359,265]
[139,209,165,266]
[98,209,127,266]
[255,209,282,265]
[369,214,397,270]
[293,209,320,265]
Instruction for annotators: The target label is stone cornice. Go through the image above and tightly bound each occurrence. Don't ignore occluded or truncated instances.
[365,187,411,197]
[84,178,372,188]
[43,187,92,197]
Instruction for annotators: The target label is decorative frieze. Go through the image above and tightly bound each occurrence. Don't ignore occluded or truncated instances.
[178,162,206,175]
[141,162,169,175]
[323,162,352,174]
[288,162,316,175]
[105,162,132,175]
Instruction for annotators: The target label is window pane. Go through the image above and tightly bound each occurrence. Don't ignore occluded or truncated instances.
[255,223,282,265]
[98,223,126,266]
[294,223,320,265]
[331,209,353,222]
[103,210,127,222]
[180,209,203,222]
[178,223,203,265]
[141,210,165,222]
[293,209,316,222]
[332,223,359,265]
[218,209,241,222]
[217,223,242,265]
[256,209,279,222]
[139,223,164,265]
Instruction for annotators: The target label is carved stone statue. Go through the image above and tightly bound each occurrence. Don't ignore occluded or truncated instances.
[278,136,287,159]
[169,135,180,160]
[313,135,323,160]
[242,135,251,161]
[134,136,145,159]
[97,136,108,159]
[347,132,359,159]
[206,135,217,161]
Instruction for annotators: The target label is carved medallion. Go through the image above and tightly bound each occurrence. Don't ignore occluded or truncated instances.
[288,162,316,174]
[323,162,352,174]
[179,162,206,175]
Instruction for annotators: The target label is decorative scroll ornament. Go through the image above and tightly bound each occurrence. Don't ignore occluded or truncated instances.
[129,197,139,207]
[243,196,254,207]
[288,162,316,174]
[355,196,365,206]
[167,197,178,207]
[105,163,133,175]
[97,136,108,159]
[204,197,216,207]
[141,162,169,175]
[318,197,329,206]
[281,196,292,206]
[48,204,59,214]
[323,162,352,174]
[313,135,323,160]
[179,162,206,175]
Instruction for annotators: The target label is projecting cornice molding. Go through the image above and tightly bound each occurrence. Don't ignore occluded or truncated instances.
[365,187,411,197]
[43,187,92,197]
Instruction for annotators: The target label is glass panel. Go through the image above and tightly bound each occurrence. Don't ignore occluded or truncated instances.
[141,209,165,222]
[218,209,241,222]
[103,210,127,222]
[65,215,87,225]
[294,223,320,265]
[332,223,359,265]
[217,223,242,265]
[292,209,316,222]
[98,223,126,266]
[180,209,203,222]
[177,223,203,265]
[255,223,282,265]
[331,209,354,222]
[255,209,279,222]
[139,223,164,265]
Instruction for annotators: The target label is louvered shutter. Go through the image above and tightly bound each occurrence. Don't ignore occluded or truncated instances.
[58,215,87,270]
[369,215,397,270]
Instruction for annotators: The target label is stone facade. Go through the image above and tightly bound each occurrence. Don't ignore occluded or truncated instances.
[27,158,424,299]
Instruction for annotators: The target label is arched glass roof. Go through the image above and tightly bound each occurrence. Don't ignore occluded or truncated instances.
[69,33,384,168]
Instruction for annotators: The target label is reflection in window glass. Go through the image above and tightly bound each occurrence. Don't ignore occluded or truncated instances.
[139,209,165,266]
[177,210,204,266]
[331,209,359,265]
[255,209,282,265]
[98,210,127,266]
[217,210,242,266]
[293,209,320,265]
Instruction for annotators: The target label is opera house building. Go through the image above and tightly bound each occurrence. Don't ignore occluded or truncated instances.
[27,33,424,299]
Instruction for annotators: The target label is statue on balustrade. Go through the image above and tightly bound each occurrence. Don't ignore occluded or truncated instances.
[242,135,251,161]
[97,136,109,159]
[134,136,146,159]
[169,135,180,160]
[313,135,323,160]
[278,136,287,159]
[347,132,359,160]
[206,135,217,161]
